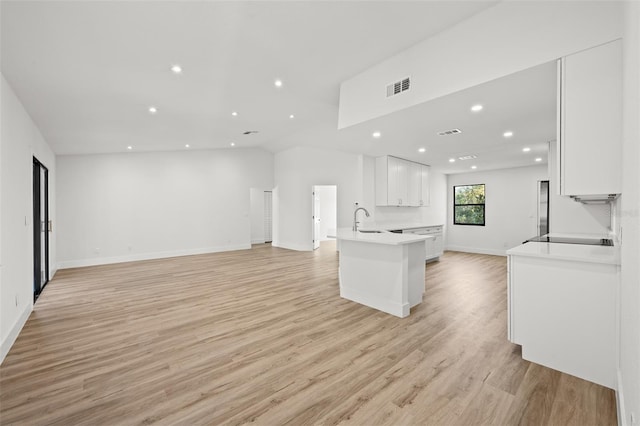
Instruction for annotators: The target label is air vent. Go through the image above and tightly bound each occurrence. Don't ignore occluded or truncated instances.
[458,155,478,161]
[437,128,462,136]
[243,130,259,135]
[386,77,410,97]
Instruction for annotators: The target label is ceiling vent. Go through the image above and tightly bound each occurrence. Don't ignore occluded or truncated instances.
[437,128,462,136]
[386,77,410,97]
[458,155,478,161]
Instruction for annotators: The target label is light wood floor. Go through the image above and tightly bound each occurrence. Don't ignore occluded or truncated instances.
[1,242,616,425]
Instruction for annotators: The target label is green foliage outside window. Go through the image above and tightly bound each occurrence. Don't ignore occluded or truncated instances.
[454,184,485,226]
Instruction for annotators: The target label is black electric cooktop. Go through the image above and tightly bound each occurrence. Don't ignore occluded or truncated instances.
[525,236,614,246]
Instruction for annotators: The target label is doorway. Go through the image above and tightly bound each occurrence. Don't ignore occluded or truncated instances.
[33,157,49,301]
[264,191,273,243]
[537,180,550,236]
[312,185,337,250]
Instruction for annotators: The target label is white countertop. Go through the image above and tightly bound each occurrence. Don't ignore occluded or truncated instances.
[507,241,620,265]
[358,222,444,232]
[332,228,433,246]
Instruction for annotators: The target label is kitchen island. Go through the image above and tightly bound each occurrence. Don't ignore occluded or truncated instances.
[334,228,431,318]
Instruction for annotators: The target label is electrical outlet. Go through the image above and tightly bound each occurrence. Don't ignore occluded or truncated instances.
[94,247,100,254]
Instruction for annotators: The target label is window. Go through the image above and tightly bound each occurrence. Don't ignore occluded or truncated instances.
[454,184,485,226]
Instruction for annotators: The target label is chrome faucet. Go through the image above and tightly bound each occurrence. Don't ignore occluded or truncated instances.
[352,205,370,231]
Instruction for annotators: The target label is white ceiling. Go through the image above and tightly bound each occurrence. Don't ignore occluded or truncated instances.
[1,1,556,174]
[334,61,557,174]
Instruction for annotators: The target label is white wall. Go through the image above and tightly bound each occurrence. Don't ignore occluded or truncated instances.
[316,185,336,241]
[446,165,548,256]
[273,146,363,251]
[1,74,57,363]
[619,1,640,423]
[57,148,273,268]
[339,1,623,129]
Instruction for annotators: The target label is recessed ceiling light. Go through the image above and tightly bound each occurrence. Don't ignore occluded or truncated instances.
[535,157,542,162]
[522,147,531,152]
[418,148,426,153]
[449,158,456,163]
[471,165,477,169]
[471,104,483,112]
[170,64,182,74]
[185,144,190,148]
[289,114,295,119]
[503,131,514,138]
[230,142,236,147]
[372,131,381,138]
[231,111,238,117]
[127,146,133,150]
[274,79,283,88]
[148,106,157,114]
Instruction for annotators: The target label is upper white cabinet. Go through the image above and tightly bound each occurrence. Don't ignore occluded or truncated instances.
[420,164,430,207]
[407,161,421,206]
[558,39,622,196]
[376,156,430,207]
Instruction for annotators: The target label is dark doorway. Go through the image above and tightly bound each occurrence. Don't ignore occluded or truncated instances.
[33,157,49,301]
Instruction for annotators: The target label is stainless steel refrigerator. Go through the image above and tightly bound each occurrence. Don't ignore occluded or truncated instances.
[537,180,549,236]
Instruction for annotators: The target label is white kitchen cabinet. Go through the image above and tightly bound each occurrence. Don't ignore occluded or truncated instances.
[507,243,619,389]
[402,225,443,261]
[557,39,622,196]
[376,156,429,207]
[430,226,443,259]
[377,156,407,206]
[424,225,443,260]
[420,165,430,207]
[407,161,421,207]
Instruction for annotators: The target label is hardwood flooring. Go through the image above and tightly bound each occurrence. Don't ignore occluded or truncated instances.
[0,243,617,425]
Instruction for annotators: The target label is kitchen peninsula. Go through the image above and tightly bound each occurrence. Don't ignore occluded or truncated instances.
[334,229,431,318]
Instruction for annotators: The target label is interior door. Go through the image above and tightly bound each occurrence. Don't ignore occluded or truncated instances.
[264,191,272,243]
[33,157,49,301]
[312,188,320,250]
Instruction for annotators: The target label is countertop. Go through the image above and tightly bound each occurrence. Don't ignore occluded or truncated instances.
[332,228,434,246]
[358,222,444,232]
[507,241,621,265]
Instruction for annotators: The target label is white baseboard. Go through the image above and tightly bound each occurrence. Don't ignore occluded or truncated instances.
[271,241,313,252]
[1,303,32,365]
[340,286,409,318]
[445,245,507,257]
[617,369,627,426]
[57,244,251,269]
[251,239,266,245]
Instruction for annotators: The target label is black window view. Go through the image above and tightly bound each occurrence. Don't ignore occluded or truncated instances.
[454,184,485,226]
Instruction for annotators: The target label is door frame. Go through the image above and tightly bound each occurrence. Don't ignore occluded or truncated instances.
[33,156,49,301]
[312,188,321,250]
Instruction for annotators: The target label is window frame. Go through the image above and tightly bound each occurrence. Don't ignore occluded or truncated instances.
[453,183,486,226]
